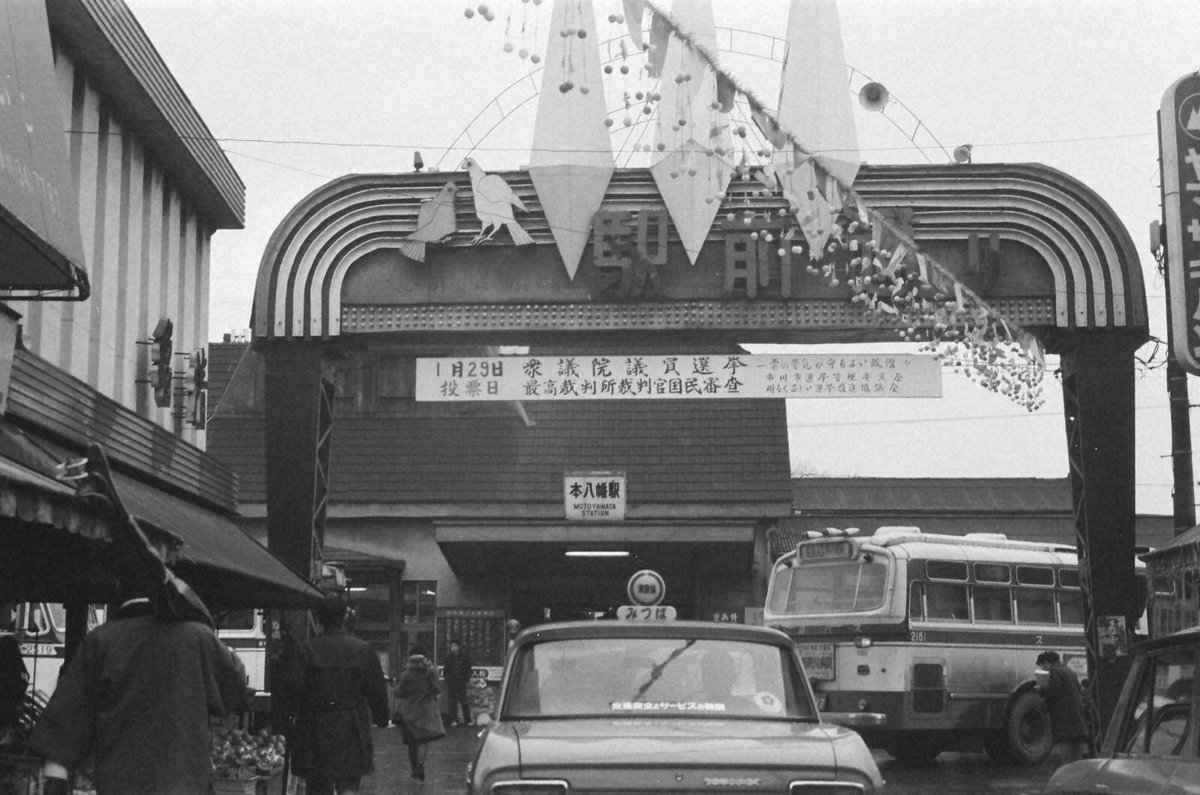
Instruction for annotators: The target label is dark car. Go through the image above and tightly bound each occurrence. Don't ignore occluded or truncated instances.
[466,619,883,794]
[1045,627,1200,794]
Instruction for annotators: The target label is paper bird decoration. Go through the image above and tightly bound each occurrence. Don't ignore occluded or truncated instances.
[462,157,534,246]
[398,181,458,263]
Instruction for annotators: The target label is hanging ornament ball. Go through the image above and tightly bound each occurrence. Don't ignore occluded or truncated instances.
[656,142,666,151]
[642,105,653,115]
[464,7,476,18]
[485,11,495,21]
[777,248,787,258]
[532,0,541,4]
[623,116,633,127]
[519,48,529,58]
[635,91,645,101]
[503,42,514,52]
[477,3,488,13]
[620,64,630,75]
[791,245,804,254]
[577,29,587,38]
[603,117,614,127]
[560,28,571,37]
[674,74,686,84]
[616,14,624,23]
[559,81,573,93]
[607,13,618,22]
[604,64,613,74]
[688,168,697,176]
[669,170,679,179]
[678,118,687,127]
[580,85,590,94]
[710,100,721,110]
[736,125,747,137]
[750,231,759,241]
[531,53,542,64]
[726,212,736,223]
[704,196,713,204]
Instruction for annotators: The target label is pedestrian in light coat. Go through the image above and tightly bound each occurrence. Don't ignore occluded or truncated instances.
[394,648,445,781]
[1035,650,1090,765]
[282,594,390,795]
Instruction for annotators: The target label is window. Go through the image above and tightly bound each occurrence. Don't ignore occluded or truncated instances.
[908,581,924,621]
[1017,566,1054,586]
[401,580,438,663]
[1117,644,1195,757]
[769,558,889,615]
[1015,587,1057,624]
[927,560,968,581]
[912,663,945,713]
[975,563,1010,583]
[926,582,968,621]
[1060,589,1084,626]
[972,587,1013,623]
[1060,568,1080,588]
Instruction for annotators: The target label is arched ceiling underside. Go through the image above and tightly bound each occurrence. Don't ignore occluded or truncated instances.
[252,163,1145,346]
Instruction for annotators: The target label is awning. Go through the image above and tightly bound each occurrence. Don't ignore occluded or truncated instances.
[0,0,89,300]
[435,521,754,576]
[109,470,324,612]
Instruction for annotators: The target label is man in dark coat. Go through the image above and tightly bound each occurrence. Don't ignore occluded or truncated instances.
[1035,650,1090,765]
[30,591,246,795]
[443,638,473,727]
[282,594,389,795]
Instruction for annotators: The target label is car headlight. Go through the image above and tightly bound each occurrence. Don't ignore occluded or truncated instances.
[491,782,569,794]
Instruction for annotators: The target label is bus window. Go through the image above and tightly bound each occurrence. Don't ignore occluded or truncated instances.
[771,557,888,614]
[927,560,968,581]
[1017,566,1054,586]
[218,610,259,633]
[975,563,1011,583]
[909,582,924,621]
[1015,587,1056,624]
[926,582,968,621]
[973,587,1013,623]
[1060,589,1084,626]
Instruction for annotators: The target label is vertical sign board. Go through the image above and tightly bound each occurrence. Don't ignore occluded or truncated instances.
[1161,73,1200,374]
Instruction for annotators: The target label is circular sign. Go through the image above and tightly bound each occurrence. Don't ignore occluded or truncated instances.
[627,569,666,606]
[1179,92,1200,142]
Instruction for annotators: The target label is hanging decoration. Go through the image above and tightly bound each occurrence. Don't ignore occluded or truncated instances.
[529,0,616,279]
[638,0,1044,410]
[649,0,733,265]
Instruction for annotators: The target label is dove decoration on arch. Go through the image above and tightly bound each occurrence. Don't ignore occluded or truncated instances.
[649,0,734,266]
[528,0,614,281]
[398,181,458,263]
[462,157,535,246]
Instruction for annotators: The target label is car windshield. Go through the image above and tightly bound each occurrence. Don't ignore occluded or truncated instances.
[502,636,817,720]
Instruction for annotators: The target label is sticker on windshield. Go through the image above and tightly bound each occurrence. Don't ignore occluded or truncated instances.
[754,692,784,714]
[611,701,728,713]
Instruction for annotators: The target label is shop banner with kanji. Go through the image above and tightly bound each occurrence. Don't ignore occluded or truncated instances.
[415,354,941,401]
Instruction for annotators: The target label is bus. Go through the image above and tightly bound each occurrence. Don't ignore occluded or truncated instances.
[215,609,268,694]
[763,526,1147,765]
[2,602,106,698]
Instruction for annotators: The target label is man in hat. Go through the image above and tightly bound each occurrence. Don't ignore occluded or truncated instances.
[1035,650,1090,765]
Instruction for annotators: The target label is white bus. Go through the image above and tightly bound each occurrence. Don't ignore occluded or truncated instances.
[2,602,106,698]
[215,609,269,694]
[763,526,1147,765]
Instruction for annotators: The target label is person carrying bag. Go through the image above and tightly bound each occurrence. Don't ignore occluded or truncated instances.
[393,648,445,781]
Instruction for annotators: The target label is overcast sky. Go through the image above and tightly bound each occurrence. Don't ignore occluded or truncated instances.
[123,0,1200,515]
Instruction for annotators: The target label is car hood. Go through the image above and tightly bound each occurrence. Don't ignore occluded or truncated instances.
[1047,757,1200,794]
[491,717,872,782]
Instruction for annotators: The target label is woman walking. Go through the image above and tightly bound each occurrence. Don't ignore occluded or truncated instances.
[394,648,445,781]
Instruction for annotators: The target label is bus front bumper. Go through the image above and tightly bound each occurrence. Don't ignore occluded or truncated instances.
[820,711,887,729]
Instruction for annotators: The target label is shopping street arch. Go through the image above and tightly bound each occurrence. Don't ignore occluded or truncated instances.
[250,161,1146,721]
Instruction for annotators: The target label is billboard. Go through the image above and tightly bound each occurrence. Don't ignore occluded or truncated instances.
[1160,73,1200,374]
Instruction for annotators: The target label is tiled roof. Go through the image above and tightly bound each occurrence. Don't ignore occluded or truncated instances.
[792,477,1074,513]
[206,345,791,510]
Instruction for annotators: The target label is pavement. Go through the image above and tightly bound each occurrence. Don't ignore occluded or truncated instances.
[360,722,482,794]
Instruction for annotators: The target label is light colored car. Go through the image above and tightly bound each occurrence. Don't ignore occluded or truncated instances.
[466,620,884,794]
[1045,627,1200,794]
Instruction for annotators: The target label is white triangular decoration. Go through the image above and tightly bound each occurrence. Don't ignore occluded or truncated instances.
[529,0,614,280]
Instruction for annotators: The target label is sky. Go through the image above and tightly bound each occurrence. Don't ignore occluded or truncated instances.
[122,0,1200,516]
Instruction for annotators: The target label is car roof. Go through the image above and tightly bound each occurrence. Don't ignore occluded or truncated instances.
[512,620,794,649]
[1133,626,1200,654]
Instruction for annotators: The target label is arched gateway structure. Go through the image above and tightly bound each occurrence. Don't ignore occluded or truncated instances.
[251,161,1146,721]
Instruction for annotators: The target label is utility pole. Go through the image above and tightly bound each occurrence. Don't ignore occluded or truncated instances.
[1157,215,1197,536]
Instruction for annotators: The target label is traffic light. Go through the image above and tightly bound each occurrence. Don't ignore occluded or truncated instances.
[148,318,173,408]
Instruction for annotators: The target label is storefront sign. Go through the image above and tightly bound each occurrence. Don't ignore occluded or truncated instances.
[416,353,941,401]
[564,471,625,520]
[627,569,666,606]
[1161,72,1200,374]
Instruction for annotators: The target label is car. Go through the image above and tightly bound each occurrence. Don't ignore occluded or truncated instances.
[466,619,884,793]
[1044,626,1200,794]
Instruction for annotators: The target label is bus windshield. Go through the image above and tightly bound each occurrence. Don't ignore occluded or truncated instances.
[768,557,889,615]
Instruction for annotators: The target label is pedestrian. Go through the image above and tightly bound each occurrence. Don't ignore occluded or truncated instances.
[443,638,473,727]
[394,646,446,781]
[1035,650,1090,765]
[0,634,29,737]
[29,582,247,795]
[281,593,390,795]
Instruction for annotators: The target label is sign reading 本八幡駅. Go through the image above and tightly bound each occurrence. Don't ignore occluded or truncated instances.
[415,354,940,401]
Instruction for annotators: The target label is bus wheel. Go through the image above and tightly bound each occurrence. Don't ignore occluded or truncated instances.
[885,734,941,765]
[1005,691,1052,765]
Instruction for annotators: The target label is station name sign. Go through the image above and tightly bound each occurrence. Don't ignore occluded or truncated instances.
[415,353,941,401]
